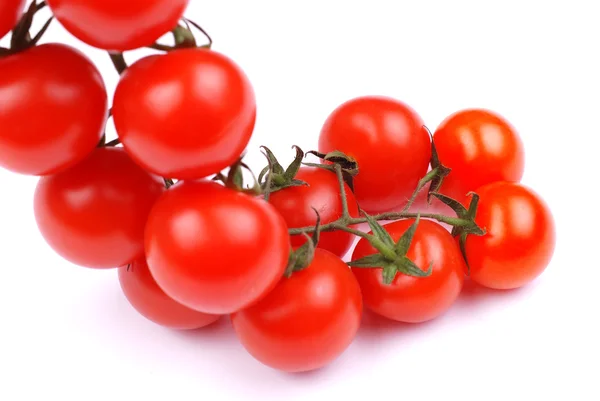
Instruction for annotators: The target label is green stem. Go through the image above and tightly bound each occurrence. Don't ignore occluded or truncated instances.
[334,163,350,220]
[332,224,397,261]
[402,167,438,212]
[288,211,470,235]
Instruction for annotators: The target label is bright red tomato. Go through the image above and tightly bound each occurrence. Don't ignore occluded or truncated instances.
[351,219,465,323]
[0,44,107,176]
[46,0,188,51]
[464,182,555,290]
[232,249,362,372]
[268,167,359,257]
[433,109,525,205]
[0,0,25,39]
[319,96,431,214]
[34,148,165,268]
[145,181,290,315]
[119,259,220,330]
[113,49,256,180]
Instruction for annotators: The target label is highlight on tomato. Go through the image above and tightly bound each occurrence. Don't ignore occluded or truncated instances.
[433,109,525,205]
[0,43,108,176]
[351,219,466,323]
[119,259,220,330]
[232,248,363,372]
[0,0,25,40]
[34,147,165,269]
[464,182,556,290]
[144,180,290,315]
[268,166,359,258]
[319,96,431,214]
[113,48,256,180]
[46,0,189,51]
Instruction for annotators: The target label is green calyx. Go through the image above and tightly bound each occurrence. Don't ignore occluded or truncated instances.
[147,18,212,53]
[430,191,486,273]
[348,214,433,285]
[426,129,452,203]
[213,156,261,195]
[304,150,358,191]
[402,127,452,212]
[284,210,321,277]
[259,146,309,199]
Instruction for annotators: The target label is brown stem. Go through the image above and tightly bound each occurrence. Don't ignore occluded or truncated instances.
[109,52,127,75]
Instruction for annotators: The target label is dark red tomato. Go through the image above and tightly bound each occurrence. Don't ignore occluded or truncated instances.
[319,96,431,214]
[0,0,25,39]
[351,219,465,323]
[464,182,555,290]
[46,0,188,51]
[232,249,362,372]
[113,49,256,180]
[119,259,220,330]
[433,109,525,205]
[145,181,290,315]
[34,148,165,269]
[268,167,359,258]
[0,44,107,176]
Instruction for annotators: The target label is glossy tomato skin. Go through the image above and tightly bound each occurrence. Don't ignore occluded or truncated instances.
[113,49,256,180]
[268,167,359,257]
[319,96,431,214]
[0,0,25,39]
[433,109,525,205]
[232,249,362,372]
[119,259,220,330]
[465,182,555,290]
[145,181,290,315]
[0,44,107,176]
[352,219,465,323]
[34,148,165,269]
[46,0,188,51]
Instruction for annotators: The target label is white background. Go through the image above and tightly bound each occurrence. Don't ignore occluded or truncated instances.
[1,1,599,400]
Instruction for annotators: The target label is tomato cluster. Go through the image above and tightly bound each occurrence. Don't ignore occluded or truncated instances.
[1,1,556,373]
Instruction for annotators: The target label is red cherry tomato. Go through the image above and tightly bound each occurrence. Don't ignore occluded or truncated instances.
[351,219,465,323]
[46,0,188,51]
[34,148,165,268]
[145,181,290,315]
[465,182,555,290]
[113,49,256,180]
[0,44,107,176]
[232,249,362,372]
[0,0,25,39]
[433,109,525,205]
[319,96,431,214]
[119,259,220,330]
[268,167,359,258]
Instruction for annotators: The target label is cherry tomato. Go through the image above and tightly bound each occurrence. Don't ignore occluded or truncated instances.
[433,109,525,205]
[34,147,165,269]
[464,182,555,290]
[0,44,107,176]
[46,0,188,51]
[113,49,256,180]
[351,219,465,323]
[319,96,431,214]
[232,249,362,372]
[119,259,220,330]
[268,167,359,258]
[0,0,25,39]
[145,181,290,315]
